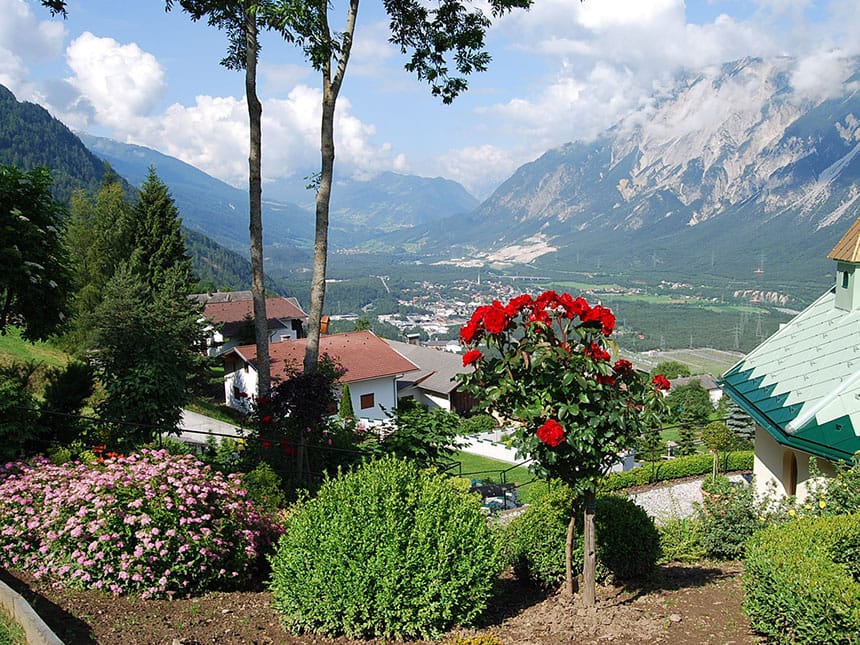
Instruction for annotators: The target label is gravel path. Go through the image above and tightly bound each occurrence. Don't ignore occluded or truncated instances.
[627,473,750,524]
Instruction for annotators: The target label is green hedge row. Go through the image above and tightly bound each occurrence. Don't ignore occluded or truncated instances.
[743,514,860,644]
[599,451,753,492]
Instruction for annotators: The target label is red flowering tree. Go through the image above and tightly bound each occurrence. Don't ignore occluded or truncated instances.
[457,291,669,604]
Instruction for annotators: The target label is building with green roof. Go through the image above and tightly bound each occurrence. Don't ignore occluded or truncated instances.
[720,217,860,501]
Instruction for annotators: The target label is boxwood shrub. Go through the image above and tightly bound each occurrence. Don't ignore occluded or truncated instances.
[743,514,860,644]
[600,450,753,492]
[504,484,660,588]
[268,456,501,640]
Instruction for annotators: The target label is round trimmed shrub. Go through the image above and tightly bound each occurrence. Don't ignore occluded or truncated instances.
[0,449,281,598]
[268,456,501,639]
[505,484,660,587]
[744,514,860,644]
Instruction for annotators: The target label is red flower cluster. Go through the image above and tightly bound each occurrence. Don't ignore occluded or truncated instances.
[261,415,273,424]
[580,304,616,336]
[613,359,634,376]
[536,419,566,447]
[583,342,611,362]
[460,300,510,342]
[460,290,618,344]
[596,374,616,386]
[652,374,671,391]
[462,349,483,366]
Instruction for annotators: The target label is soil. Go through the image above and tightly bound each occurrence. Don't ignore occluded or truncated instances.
[0,562,761,645]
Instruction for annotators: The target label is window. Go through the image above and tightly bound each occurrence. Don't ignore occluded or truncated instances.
[360,393,375,410]
[843,271,850,289]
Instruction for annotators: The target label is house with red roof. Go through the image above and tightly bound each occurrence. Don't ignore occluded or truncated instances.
[198,292,308,356]
[222,330,419,422]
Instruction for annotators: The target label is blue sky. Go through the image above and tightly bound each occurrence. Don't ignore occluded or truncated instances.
[2,0,859,198]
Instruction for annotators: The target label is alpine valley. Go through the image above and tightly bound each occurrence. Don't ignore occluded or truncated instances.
[4,54,860,350]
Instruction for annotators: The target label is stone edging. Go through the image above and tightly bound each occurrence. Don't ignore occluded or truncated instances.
[0,577,64,645]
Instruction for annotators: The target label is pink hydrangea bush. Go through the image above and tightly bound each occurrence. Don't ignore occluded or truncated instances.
[0,449,282,598]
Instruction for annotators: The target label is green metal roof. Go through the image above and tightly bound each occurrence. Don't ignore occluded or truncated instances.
[720,287,860,463]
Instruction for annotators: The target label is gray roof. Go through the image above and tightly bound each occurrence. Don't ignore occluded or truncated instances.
[385,339,470,395]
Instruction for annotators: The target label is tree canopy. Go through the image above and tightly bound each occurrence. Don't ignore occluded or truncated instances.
[0,165,70,340]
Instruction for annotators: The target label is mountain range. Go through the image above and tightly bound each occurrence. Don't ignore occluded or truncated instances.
[384,56,860,292]
[4,55,860,299]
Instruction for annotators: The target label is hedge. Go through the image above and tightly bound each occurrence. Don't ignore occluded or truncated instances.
[743,514,860,644]
[599,451,753,492]
[504,485,660,588]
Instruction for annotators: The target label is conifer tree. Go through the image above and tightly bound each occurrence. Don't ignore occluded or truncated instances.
[130,166,192,288]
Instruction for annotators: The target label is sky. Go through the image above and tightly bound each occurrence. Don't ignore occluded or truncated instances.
[2,0,859,199]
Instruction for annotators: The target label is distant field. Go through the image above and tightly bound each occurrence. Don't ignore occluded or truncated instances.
[620,346,744,377]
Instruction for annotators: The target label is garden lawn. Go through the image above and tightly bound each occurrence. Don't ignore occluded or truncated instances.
[0,605,25,645]
[447,451,539,503]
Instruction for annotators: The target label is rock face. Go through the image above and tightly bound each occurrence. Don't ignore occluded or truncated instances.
[419,56,860,284]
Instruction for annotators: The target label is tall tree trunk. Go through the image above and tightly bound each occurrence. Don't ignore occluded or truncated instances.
[564,504,577,597]
[303,84,334,374]
[303,0,359,374]
[245,10,270,396]
[582,489,597,606]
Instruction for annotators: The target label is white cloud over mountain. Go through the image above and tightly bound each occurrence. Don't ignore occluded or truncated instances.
[2,0,860,199]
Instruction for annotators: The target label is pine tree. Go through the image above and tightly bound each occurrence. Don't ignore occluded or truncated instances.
[63,178,135,349]
[726,401,755,442]
[130,166,192,288]
[0,165,70,340]
[338,383,355,420]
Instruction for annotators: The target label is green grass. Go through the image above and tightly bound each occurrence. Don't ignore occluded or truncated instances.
[445,451,540,503]
[0,605,26,645]
[185,398,245,425]
[0,326,70,369]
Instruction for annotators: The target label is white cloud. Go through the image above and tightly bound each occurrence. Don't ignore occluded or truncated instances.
[432,145,524,199]
[118,84,401,189]
[0,0,64,62]
[790,49,855,101]
[0,0,64,99]
[64,32,166,129]
[576,0,682,30]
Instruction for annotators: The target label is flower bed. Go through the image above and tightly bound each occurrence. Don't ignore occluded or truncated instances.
[0,449,281,598]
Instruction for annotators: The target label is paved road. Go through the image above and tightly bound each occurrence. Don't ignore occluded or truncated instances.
[177,410,245,445]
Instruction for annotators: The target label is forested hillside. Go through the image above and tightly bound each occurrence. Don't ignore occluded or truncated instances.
[0,83,285,296]
[0,85,108,203]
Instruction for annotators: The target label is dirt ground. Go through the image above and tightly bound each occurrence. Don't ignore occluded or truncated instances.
[1,562,761,645]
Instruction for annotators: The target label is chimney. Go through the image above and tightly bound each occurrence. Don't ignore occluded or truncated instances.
[406,332,420,346]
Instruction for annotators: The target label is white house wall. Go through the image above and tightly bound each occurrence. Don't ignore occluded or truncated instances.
[224,362,258,413]
[423,391,451,412]
[348,377,398,422]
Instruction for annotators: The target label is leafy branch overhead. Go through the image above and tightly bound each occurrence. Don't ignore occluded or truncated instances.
[385,0,530,103]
